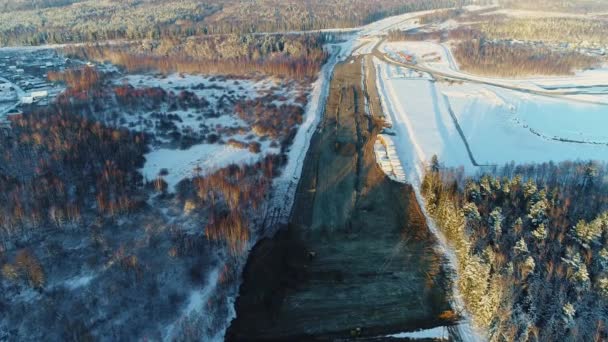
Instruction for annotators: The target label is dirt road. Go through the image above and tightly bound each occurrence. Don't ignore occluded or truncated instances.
[227,56,455,340]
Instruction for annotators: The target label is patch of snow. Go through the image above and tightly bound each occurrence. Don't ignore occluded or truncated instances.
[142,143,277,192]
[388,326,449,340]
[64,274,95,290]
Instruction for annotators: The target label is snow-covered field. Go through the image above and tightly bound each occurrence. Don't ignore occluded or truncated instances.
[446,84,608,164]
[374,56,608,178]
[381,41,608,105]
[374,57,474,175]
[387,326,449,340]
[373,36,608,176]
[142,143,279,191]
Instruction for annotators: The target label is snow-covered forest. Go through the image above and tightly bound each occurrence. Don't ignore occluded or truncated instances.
[423,160,608,341]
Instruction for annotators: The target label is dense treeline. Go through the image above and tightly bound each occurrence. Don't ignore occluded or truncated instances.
[412,5,608,46]
[0,0,475,46]
[1,0,79,11]
[500,0,608,13]
[388,25,600,76]
[64,34,328,80]
[453,39,599,76]
[200,0,473,35]
[422,160,608,341]
[0,1,219,46]
[479,17,608,46]
[418,9,465,24]
[0,109,148,234]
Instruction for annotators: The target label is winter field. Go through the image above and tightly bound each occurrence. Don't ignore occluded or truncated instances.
[382,40,608,103]
[374,41,608,182]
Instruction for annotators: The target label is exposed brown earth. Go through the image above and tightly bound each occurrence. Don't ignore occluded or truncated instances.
[227,56,455,341]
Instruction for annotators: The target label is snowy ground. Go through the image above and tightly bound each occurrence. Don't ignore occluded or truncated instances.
[142,143,279,191]
[374,39,608,173]
[381,41,608,104]
[374,57,475,175]
[110,73,307,191]
[374,56,608,178]
[445,84,608,164]
[386,326,449,340]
